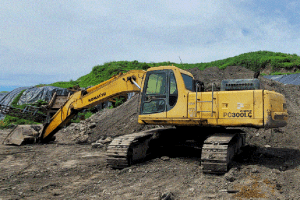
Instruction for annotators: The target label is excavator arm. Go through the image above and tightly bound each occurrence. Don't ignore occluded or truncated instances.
[40,70,146,142]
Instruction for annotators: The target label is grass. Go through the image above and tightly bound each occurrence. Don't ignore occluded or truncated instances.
[268,69,300,76]
[0,90,47,129]
[48,51,300,89]
[71,111,94,123]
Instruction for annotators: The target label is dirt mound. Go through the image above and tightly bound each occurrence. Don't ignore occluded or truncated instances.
[189,66,255,91]
[189,65,255,83]
[56,94,159,144]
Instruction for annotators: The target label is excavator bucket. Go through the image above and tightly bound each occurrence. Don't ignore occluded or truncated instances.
[3,125,43,145]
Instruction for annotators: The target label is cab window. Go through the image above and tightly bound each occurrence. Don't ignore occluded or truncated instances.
[181,74,193,91]
[142,72,167,114]
[169,72,178,107]
[145,73,166,95]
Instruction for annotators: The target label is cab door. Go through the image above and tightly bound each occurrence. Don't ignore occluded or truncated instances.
[140,70,168,118]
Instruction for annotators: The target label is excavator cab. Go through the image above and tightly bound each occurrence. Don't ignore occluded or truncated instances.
[138,66,199,125]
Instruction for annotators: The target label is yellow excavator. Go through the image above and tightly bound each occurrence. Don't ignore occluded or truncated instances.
[38,65,288,173]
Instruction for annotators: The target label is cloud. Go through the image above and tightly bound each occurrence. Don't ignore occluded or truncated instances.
[0,0,300,91]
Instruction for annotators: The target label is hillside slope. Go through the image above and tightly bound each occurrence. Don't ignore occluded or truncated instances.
[50,51,300,89]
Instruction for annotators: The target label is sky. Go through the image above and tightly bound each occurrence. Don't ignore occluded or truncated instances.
[1,0,300,92]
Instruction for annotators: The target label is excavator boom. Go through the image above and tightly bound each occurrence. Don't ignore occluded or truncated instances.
[40,70,146,142]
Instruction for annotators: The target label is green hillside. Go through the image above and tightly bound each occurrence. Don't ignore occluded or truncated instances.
[50,51,300,89]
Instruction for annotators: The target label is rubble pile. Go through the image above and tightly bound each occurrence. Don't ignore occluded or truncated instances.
[56,94,159,144]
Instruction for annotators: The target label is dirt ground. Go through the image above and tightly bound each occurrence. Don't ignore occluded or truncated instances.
[1,66,300,199]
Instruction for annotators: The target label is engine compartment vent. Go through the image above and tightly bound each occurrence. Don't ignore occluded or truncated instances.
[221,79,260,91]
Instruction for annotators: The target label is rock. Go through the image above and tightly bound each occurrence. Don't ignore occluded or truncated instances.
[73,124,80,130]
[103,137,112,143]
[225,167,238,182]
[96,137,112,144]
[76,132,89,144]
[118,168,132,175]
[264,145,271,148]
[89,123,97,129]
[275,183,282,190]
[91,143,104,148]
[279,166,287,171]
[203,194,217,199]
[79,127,85,132]
[161,156,170,161]
[79,131,86,136]
[225,175,235,182]
[219,189,239,193]
[251,168,260,173]
[160,192,175,200]
[279,161,294,171]
[52,189,62,196]
[283,160,294,167]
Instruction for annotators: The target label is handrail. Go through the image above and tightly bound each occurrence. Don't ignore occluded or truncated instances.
[195,83,215,117]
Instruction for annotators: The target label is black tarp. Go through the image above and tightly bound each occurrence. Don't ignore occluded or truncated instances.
[0,87,32,107]
[0,86,70,120]
[264,74,300,85]
[0,87,32,120]
[18,86,70,105]
[0,93,8,102]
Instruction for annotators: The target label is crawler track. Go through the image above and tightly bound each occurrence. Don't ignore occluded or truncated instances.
[201,132,245,173]
[107,128,245,174]
[106,128,168,169]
